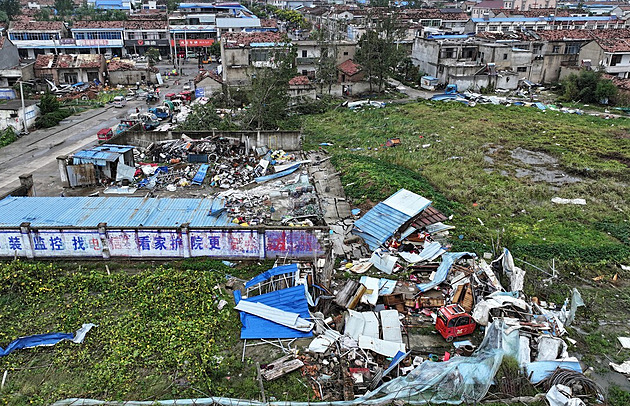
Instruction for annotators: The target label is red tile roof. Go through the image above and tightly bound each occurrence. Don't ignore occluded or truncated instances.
[34,54,104,69]
[402,8,469,20]
[107,60,137,71]
[72,20,124,29]
[261,19,278,28]
[123,20,168,30]
[337,59,361,76]
[9,20,65,31]
[536,28,630,41]
[289,75,310,85]
[598,38,630,52]
[222,31,286,48]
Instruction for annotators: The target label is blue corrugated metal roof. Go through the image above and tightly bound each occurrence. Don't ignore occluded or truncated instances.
[0,197,232,228]
[352,189,432,251]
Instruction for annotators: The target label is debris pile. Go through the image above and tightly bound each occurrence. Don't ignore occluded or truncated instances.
[227,188,599,404]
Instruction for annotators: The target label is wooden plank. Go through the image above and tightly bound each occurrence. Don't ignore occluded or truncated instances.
[261,355,305,381]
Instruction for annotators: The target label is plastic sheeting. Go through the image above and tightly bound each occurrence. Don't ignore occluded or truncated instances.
[399,242,446,264]
[54,319,519,406]
[471,291,529,326]
[417,252,475,292]
[0,323,96,357]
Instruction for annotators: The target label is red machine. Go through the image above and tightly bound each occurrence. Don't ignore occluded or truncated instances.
[179,90,193,102]
[97,128,113,142]
[435,304,476,342]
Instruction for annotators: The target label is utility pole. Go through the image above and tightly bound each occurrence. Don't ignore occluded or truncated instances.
[19,81,29,135]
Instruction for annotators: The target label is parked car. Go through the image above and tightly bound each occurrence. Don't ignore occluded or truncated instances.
[113,95,127,108]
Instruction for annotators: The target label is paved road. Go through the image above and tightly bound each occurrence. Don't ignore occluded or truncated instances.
[0,61,198,196]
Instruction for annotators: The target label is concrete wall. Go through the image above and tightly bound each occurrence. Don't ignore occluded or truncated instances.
[0,103,40,132]
[411,38,440,77]
[221,47,250,85]
[0,174,36,201]
[108,69,158,86]
[0,38,20,70]
[0,224,328,260]
[109,129,303,151]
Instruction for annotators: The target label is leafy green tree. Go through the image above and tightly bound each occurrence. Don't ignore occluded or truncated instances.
[244,45,296,130]
[560,69,618,104]
[177,103,227,130]
[595,78,618,104]
[355,14,405,93]
[0,0,20,19]
[208,41,220,58]
[39,93,60,114]
[316,45,338,95]
[54,0,73,15]
[0,10,8,23]
[145,48,161,66]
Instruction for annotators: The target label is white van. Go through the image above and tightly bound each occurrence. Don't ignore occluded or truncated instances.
[113,95,127,108]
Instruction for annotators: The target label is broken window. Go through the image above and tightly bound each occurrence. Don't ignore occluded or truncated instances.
[611,54,623,66]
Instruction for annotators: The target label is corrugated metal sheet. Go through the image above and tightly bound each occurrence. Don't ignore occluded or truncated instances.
[353,189,432,251]
[0,196,232,228]
[72,144,135,166]
[245,263,297,288]
[234,285,312,339]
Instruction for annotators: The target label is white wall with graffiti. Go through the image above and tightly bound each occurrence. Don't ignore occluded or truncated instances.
[0,227,326,259]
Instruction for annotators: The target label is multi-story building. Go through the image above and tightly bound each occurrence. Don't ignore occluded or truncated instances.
[294,40,356,79]
[220,32,286,85]
[123,14,170,56]
[466,15,627,34]
[169,3,261,57]
[7,20,68,59]
[71,21,125,57]
[411,28,630,89]
[580,36,630,79]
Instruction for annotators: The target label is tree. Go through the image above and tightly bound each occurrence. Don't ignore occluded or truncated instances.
[354,14,405,93]
[0,10,8,23]
[0,0,20,19]
[177,103,227,131]
[316,45,338,95]
[39,93,60,115]
[54,0,73,15]
[560,69,618,104]
[244,45,296,130]
[145,48,161,66]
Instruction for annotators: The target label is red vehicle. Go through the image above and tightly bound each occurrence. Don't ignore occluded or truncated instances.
[179,90,194,102]
[164,92,177,100]
[97,128,113,142]
[435,304,476,342]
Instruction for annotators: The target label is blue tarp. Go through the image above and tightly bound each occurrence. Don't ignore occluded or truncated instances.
[417,252,475,292]
[0,332,74,357]
[234,284,312,339]
[245,263,297,289]
[0,324,96,357]
[254,163,301,183]
[526,360,583,384]
[192,164,210,185]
